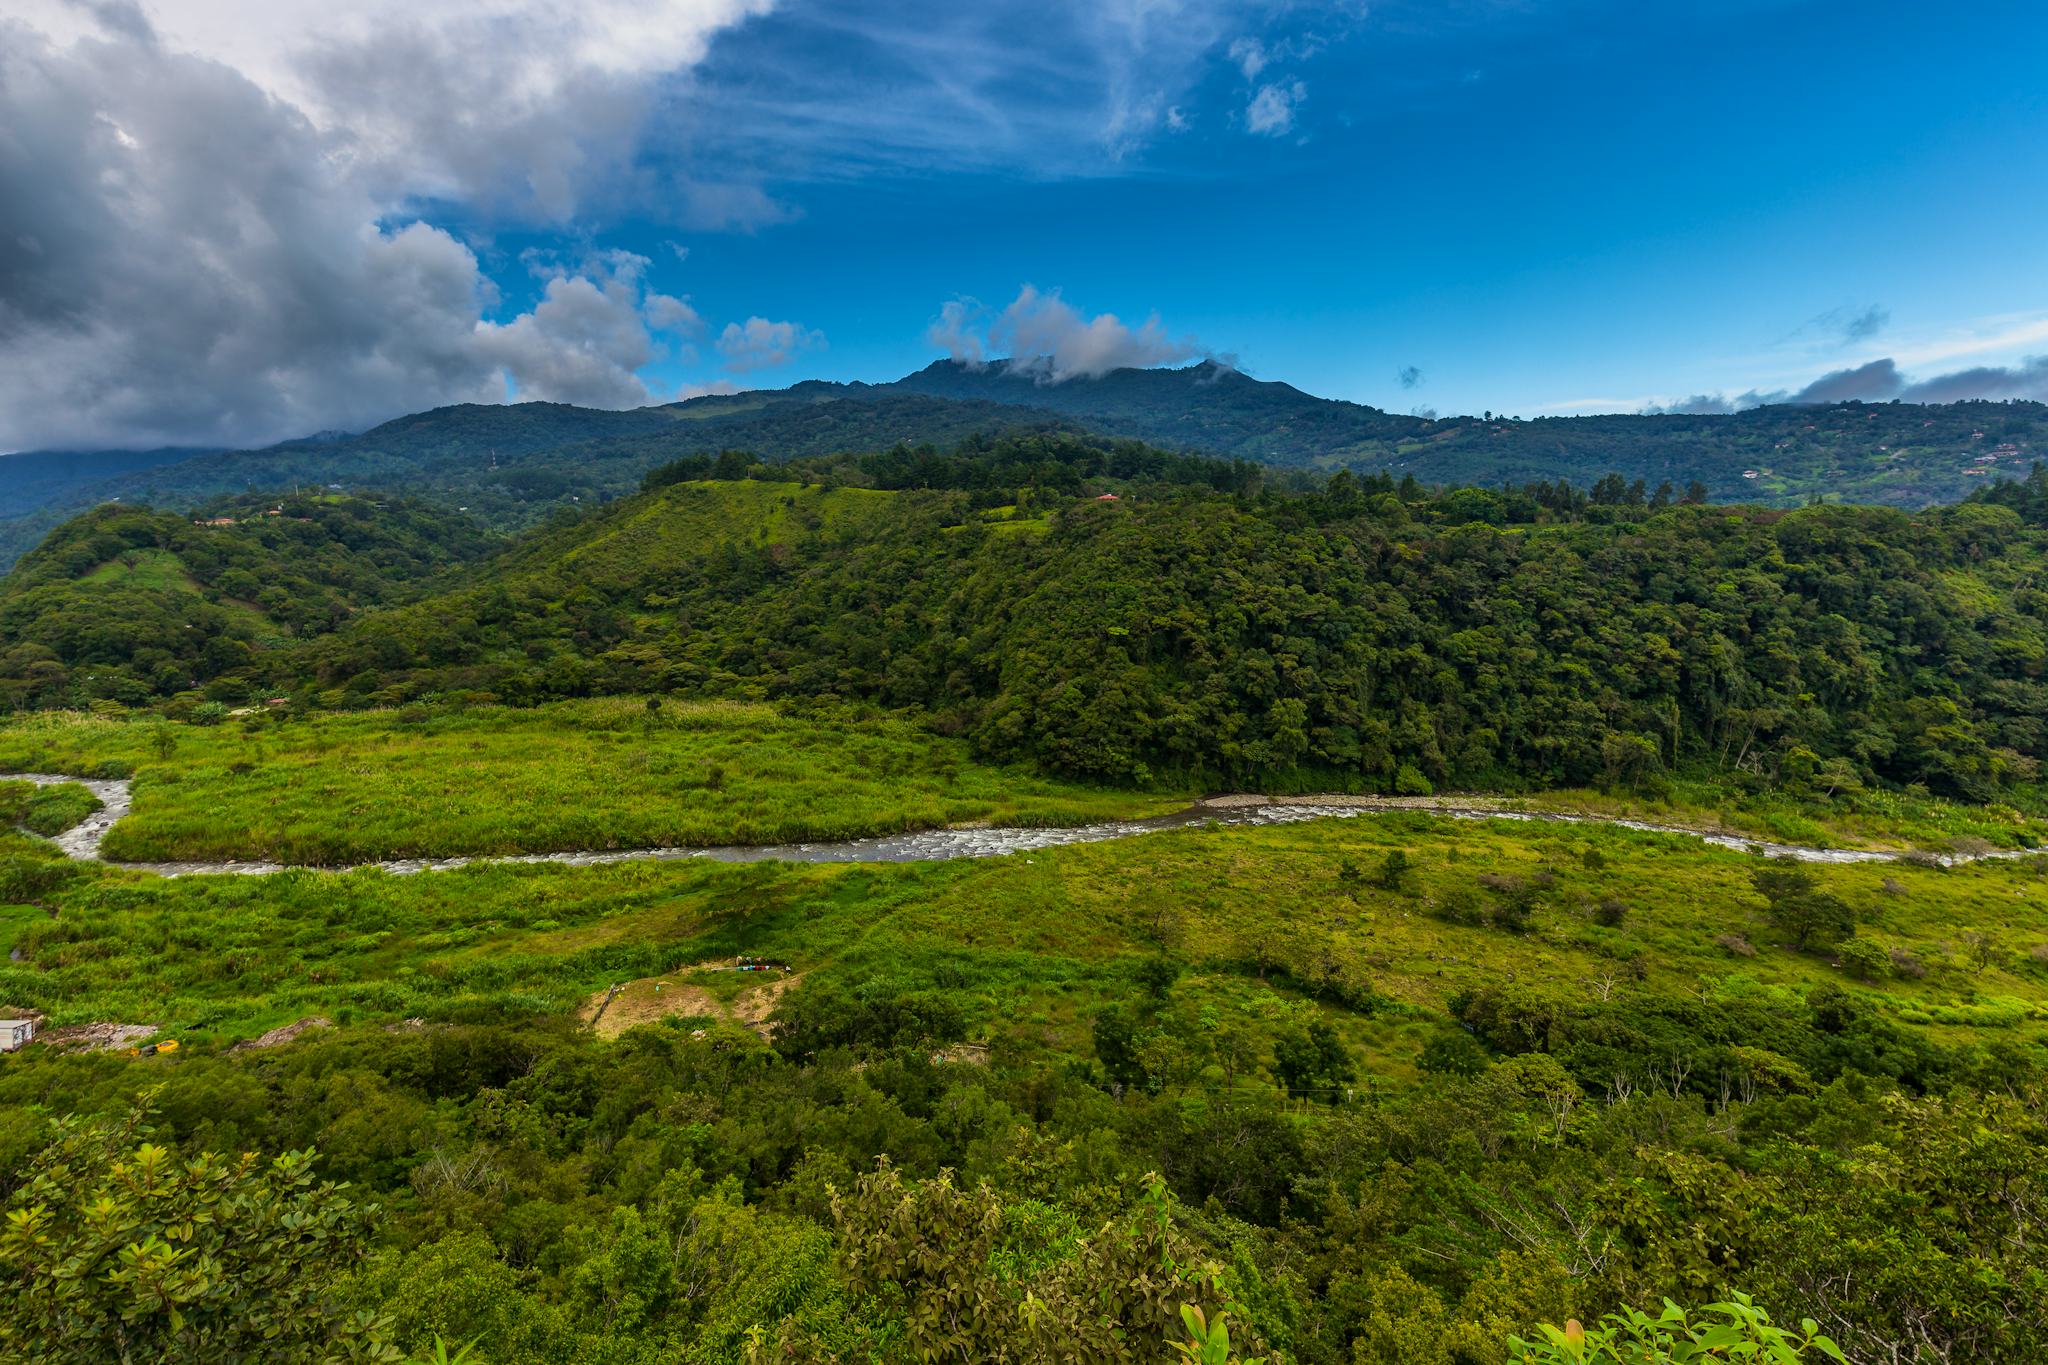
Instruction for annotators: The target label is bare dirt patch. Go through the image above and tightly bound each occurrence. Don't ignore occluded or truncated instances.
[580,961,804,1040]
[39,1022,158,1052]
[232,1016,334,1050]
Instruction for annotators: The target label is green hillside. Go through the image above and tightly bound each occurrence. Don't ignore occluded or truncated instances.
[268,450,2048,811]
[0,493,488,709]
[0,392,1082,568]
[11,434,2048,811]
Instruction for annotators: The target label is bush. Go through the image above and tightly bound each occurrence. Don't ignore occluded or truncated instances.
[1392,764,1433,797]
[1835,935,1891,982]
[0,1101,392,1364]
[1417,1032,1489,1077]
[1372,849,1413,892]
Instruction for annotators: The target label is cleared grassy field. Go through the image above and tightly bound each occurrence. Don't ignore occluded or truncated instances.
[0,701,1180,863]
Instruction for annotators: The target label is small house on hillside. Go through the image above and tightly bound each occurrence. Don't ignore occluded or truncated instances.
[1094,493,1120,501]
[0,1019,36,1052]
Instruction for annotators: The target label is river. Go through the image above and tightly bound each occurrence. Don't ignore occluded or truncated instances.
[4,774,2034,878]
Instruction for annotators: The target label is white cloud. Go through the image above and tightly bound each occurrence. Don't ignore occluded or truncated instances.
[926,299,986,367]
[11,0,779,222]
[0,17,720,449]
[931,286,1200,382]
[716,316,825,372]
[1246,79,1306,136]
[1229,36,1269,79]
[473,257,683,407]
[643,293,705,336]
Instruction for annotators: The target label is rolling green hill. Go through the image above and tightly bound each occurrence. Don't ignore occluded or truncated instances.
[0,493,488,709]
[265,454,2047,806]
[0,392,1082,569]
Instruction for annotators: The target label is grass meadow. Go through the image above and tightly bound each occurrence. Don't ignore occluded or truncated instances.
[0,701,1180,863]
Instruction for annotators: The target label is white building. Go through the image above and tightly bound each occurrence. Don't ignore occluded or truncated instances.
[0,1019,35,1052]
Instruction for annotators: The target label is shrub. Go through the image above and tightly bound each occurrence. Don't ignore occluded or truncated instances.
[1479,874,1541,933]
[0,1101,392,1364]
[1417,1032,1490,1078]
[1751,859,1854,950]
[1271,1020,1356,1102]
[1392,764,1432,796]
[1835,935,1891,982]
[1372,849,1412,892]
[1432,887,1486,927]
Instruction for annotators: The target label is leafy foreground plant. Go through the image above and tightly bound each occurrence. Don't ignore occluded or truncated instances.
[741,1163,1265,1364]
[1510,1293,1846,1364]
[0,1098,396,1365]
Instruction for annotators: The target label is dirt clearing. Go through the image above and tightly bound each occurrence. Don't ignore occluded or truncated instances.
[580,961,804,1040]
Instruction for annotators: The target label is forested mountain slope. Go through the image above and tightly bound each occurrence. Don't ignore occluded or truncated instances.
[0,445,214,518]
[6,432,2026,807]
[8,360,2045,570]
[299,470,2046,802]
[0,493,488,708]
[0,392,1080,568]
[889,359,2048,505]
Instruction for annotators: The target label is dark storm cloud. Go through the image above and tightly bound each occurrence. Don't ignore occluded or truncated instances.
[1645,353,2048,415]
[1788,358,1903,404]
[0,14,704,451]
[1900,357,2048,403]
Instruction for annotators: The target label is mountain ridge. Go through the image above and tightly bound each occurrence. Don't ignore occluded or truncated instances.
[6,357,2045,569]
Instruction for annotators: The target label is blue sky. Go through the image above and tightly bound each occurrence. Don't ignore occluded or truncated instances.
[6,0,2048,449]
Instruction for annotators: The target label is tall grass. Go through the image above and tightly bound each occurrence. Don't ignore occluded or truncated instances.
[0,701,1180,863]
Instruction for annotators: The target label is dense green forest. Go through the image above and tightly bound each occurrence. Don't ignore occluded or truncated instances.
[0,494,488,709]
[7,360,2045,569]
[10,433,2048,805]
